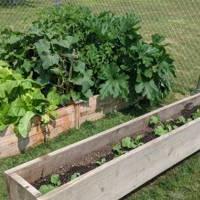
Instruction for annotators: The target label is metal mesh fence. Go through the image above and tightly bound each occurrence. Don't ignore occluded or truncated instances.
[0,0,200,97]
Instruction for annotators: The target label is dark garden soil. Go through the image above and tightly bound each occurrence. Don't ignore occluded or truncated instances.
[33,132,157,190]
[33,105,199,190]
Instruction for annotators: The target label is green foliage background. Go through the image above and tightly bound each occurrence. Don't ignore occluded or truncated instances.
[0,5,175,105]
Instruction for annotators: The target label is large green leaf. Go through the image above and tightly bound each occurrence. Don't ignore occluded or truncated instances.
[135,80,160,102]
[8,98,27,117]
[35,39,51,56]
[41,53,60,69]
[52,36,79,49]
[99,65,129,99]
[17,111,35,138]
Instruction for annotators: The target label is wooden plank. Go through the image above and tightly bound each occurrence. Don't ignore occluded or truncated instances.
[5,94,200,182]
[38,119,200,200]
[5,173,40,200]
[0,111,75,158]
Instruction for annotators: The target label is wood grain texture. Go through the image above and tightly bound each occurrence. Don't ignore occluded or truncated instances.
[5,173,40,200]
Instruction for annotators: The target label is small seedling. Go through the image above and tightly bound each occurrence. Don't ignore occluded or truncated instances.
[70,172,81,181]
[176,116,186,125]
[165,124,173,132]
[113,135,144,157]
[112,143,124,156]
[149,116,160,126]
[39,174,61,194]
[134,135,144,146]
[50,174,61,186]
[192,109,200,119]
[96,158,107,166]
[121,137,136,149]
[154,125,168,136]
[39,184,56,194]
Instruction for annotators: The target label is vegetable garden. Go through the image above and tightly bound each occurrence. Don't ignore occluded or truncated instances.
[0,5,175,138]
[0,1,200,200]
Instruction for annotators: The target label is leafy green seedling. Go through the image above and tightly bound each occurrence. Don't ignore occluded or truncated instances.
[154,126,168,136]
[39,174,61,194]
[112,143,124,156]
[165,124,173,132]
[149,116,160,126]
[96,158,106,166]
[121,137,136,149]
[176,116,186,125]
[192,109,200,119]
[39,184,56,194]
[134,135,144,146]
[70,173,81,181]
[50,174,61,186]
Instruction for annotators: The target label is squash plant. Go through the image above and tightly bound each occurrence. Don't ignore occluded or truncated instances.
[0,61,59,138]
[0,5,175,104]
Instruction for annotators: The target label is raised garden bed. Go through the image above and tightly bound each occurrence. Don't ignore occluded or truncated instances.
[5,93,200,200]
[0,95,129,158]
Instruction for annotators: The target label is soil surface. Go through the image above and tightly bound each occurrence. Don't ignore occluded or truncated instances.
[33,105,199,190]
[33,133,156,190]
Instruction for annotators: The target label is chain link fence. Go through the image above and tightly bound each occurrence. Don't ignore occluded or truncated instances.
[0,0,200,97]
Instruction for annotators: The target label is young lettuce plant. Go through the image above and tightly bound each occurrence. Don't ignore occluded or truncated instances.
[112,136,144,157]
[0,62,59,138]
[39,174,61,194]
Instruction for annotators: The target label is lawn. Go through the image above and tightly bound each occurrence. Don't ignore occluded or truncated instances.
[0,0,200,199]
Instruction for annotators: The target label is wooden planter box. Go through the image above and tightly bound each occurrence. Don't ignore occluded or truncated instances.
[0,95,129,158]
[5,93,200,200]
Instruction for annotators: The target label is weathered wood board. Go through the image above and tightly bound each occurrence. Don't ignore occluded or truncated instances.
[4,93,200,200]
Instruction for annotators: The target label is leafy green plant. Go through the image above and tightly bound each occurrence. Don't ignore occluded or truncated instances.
[149,116,161,126]
[50,174,61,186]
[149,110,200,137]
[122,136,143,149]
[0,62,59,137]
[96,158,107,166]
[39,174,61,194]
[39,184,55,195]
[0,5,175,105]
[176,116,186,125]
[122,137,136,149]
[70,173,81,181]
[112,143,124,156]
[149,115,171,136]
[192,109,200,119]
[113,135,144,156]
[154,126,168,136]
